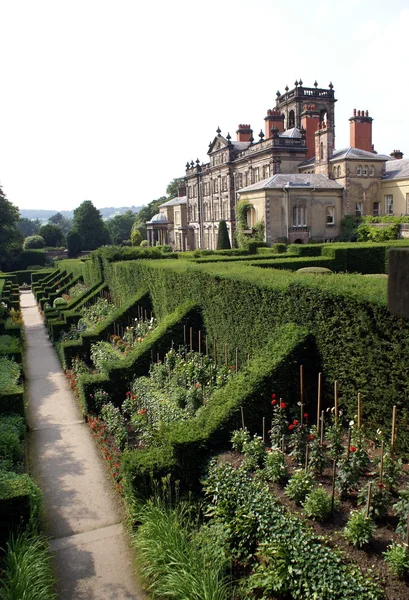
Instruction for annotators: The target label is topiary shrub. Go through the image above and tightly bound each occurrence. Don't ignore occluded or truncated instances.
[23,236,45,250]
[216,220,231,250]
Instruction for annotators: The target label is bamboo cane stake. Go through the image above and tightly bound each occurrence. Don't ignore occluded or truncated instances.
[157,352,160,364]
[145,309,147,321]
[190,327,193,352]
[241,406,245,431]
[365,482,373,518]
[331,460,337,514]
[320,410,325,445]
[346,428,351,459]
[235,347,238,373]
[198,330,201,354]
[380,441,384,485]
[305,443,309,472]
[183,325,186,346]
[334,380,338,425]
[391,405,397,451]
[357,392,361,430]
[317,372,322,429]
[300,365,304,427]
[281,434,285,453]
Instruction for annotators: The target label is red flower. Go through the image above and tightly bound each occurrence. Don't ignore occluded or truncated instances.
[378,482,385,489]
[272,393,277,399]
[365,472,371,477]
[288,424,294,430]
[349,446,357,453]
[308,434,315,441]
[139,408,147,415]
[126,391,131,396]
[195,382,201,389]
[271,399,277,405]
[293,419,298,426]
[303,413,308,419]
[131,395,135,400]
[280,402,287,409]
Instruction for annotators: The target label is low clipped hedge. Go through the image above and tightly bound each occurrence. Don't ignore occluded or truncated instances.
[0,388,25,417]
[252,256,334,271]
[0,472,41,543]
[121,323,312,496]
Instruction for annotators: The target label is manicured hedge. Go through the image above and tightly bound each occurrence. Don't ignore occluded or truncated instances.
[121,323,312,496]
[251,256,334,271]
[98,258,409,452]
[0,388,25,417]
[0,472,41,544]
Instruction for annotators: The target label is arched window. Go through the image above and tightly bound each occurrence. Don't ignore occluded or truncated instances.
[333,166,337,177]
[363,165,368,176]
[320,109,328,125]
[288,110,295,129]
[246,207,256,228]
[369,165,375,176]
[337,166,341,177]
[356,165,362,176]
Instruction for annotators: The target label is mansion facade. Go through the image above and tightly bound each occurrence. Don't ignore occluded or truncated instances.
[147,82,408,249]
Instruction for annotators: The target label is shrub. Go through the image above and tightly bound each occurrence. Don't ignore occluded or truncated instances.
[263,448,287,483]
[285,469,314,504]
[343,510,375,548]
[231,428,251,452]
[217,220,231,250]
[23,235,45,249]
[383,543,409,579]
[302,486,336,521]
[242,435,265,470]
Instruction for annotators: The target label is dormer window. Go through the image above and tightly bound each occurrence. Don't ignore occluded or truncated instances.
[356,165,362,176]
[363,165,368,176]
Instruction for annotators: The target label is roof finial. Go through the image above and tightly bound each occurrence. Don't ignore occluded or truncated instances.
[216,126,221,135]
[329,81,333,89]
[314,80,318,88]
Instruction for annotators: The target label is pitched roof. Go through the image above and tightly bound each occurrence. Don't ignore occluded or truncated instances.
[159,196,187,208]
[280,127,302,138]
[239,173,343,193]
[383,158,409,180]
[330,147,392,161]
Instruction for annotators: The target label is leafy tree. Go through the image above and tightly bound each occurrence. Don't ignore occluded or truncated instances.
[166,178,184,199]
[66,229,82,257]
[24,235,45,249]
[72,200,111,250]
[49,212,73,235]
[130,225,142,246]
[0,183,23,269]
[107,210,136,245]
[18,217,41,237]
[217,220,231,249]
[39,223,65,247]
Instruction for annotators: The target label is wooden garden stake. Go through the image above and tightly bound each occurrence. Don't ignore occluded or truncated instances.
[145,309,147,321]
[331,460,337,515]
[320,410,325,445]
[241,406,245,430]
[305,443,309,472]
[379,441,384,485]
[346,428,351,459]
[190,327,193,352]
[235,347,238,373]
[334,380,338,425]
[281,434,285,453]
[157,353,160,364]
[198,330,201,354]
[300,365,304,427]
[365,482,373,518]
[406,510,409,548]
[317,372,322,429]
[183,325,186,346]
[263,417,266,444]
[391,405,397,451]
[357,392,361,430]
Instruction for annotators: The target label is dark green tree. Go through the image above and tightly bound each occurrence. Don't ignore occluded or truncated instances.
[72,200,111,250]
[18,217,41,237]
[24,235,45,249]
[107,210,136,245]
[49,212,73,236]
[217,220,231,250]
[0,183,23,269]
[166,178,184,199]
[66,229,82,258]
[39,223,65,247]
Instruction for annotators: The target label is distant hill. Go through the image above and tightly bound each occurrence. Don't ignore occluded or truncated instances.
[20,206,142,222]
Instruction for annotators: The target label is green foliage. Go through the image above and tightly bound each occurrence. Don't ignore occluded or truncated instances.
[383,543,409,579]
[39,223,65,247]
[0,335,21,355]
[338,215,361,241]
[357,222,399,242]
[357,482,391,521]
[107,210,136,245]
[130,226,142,246]
[66,229,82,257]
[0,531,57,600]
[231,428,251,452]
[49,211,73,235]
[285,469,314,504]
[216,220,231,250]
[0,185,23,270]
[100,402,128,449]
[343,510,375,548]
[0,357,21,391]
[0,472,42,536]
[263,448,287,483]
[302,486,336,521]
[393,485,409,536]
[23,235,45,249]
[18,217,41,238]
[72,200,111,251]
[242,435,265,470]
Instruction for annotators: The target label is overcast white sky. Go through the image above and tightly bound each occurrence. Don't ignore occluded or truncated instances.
[0,0,408,212]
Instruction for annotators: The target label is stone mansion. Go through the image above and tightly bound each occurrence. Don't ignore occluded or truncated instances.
[146,81,409,249]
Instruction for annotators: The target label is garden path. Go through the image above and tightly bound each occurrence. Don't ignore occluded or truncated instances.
[21,290,147,600]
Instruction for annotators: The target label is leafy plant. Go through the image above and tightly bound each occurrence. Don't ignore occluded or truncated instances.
[269,397,289,448]
[100,402,128,450]
[285,469,314,504]
[357,482,391,521]
[263,448,287,484]
[343,510,375,548]
[326,412,344,460]
[383,542,409,579]
[231,428,251,453]
[393,485,409,536]
[242,435,265,470]
[302,486,337,521]
[0,357,21,391]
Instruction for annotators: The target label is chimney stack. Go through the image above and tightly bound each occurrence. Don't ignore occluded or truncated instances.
[236,124,253,142]
[301,103,320,160]
[264,109,284,138]
[349,108,373,152]
[390,149,404,160]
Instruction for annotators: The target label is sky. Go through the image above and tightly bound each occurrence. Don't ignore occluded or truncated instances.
[1,0,409,213]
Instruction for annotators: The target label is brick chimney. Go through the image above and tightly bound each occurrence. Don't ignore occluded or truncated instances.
[349,109,373,152]
[390,149,404,160]
[236,124,253,142]
[264,109,284,138]
[301,103,320,160]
